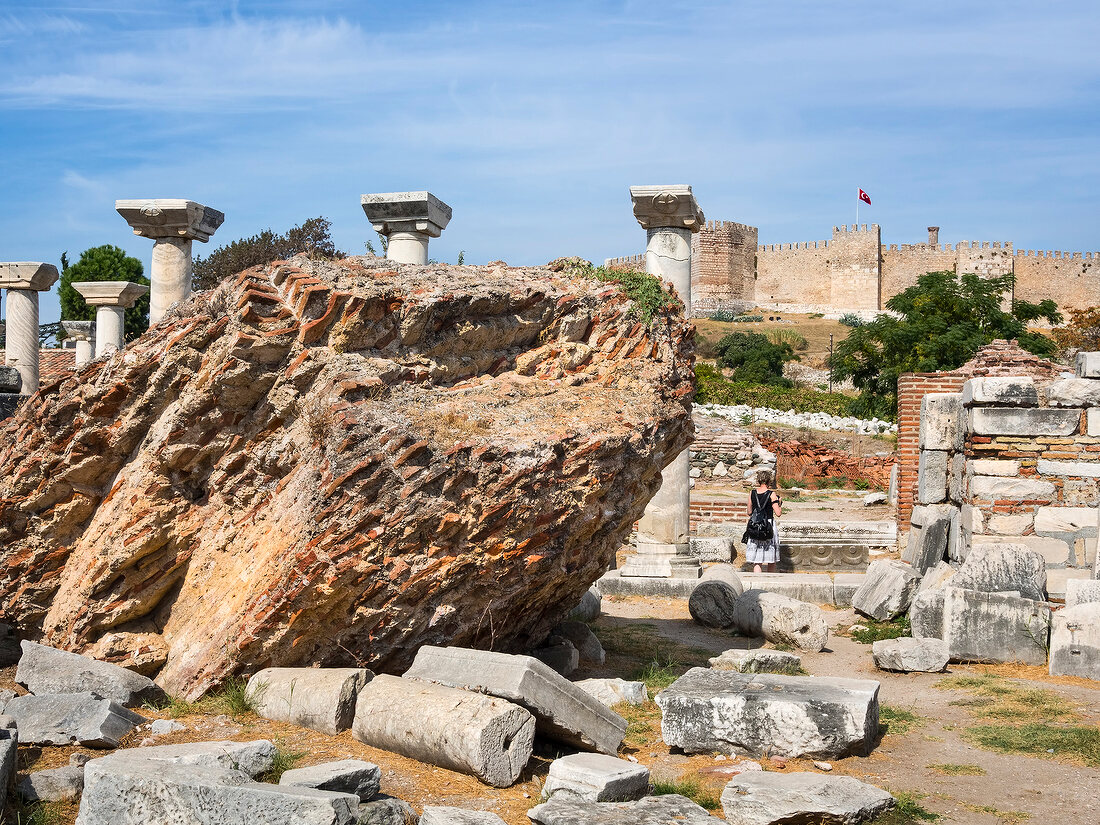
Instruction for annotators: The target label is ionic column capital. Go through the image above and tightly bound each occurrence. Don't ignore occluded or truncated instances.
[629,185,704,232]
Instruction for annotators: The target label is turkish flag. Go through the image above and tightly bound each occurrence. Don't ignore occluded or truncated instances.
[858,189,871,205]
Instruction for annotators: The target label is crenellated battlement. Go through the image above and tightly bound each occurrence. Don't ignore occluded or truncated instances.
[1015,249,1100,259]
[702,219,755,234]
[832,223,879,235]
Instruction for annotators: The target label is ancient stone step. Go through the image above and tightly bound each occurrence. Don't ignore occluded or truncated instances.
[6,693,146,748]
[246,667,373,735]
[404,646,626,755]
[656,668,879,759]
[352,674,534,788]
[541,753,650,803]
[16,640,165,707]
[719,772,895,825]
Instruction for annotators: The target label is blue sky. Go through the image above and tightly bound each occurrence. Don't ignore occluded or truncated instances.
[2,0,1098,324]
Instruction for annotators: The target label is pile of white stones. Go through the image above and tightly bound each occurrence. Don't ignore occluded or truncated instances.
[698,403,896,435]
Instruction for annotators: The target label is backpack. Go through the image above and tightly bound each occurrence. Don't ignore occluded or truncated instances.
[742,490,773,543]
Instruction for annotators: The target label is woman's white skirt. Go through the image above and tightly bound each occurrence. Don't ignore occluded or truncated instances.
[744,520,780,564]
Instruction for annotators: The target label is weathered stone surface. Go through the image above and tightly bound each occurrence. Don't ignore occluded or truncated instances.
[1034,506,1099,536]
[247,667,373,735]
[919,561,956,593]
[542,753,649,802]
[1046,378,1100,408]
[916,450,949,505]
[909,588,946,639]
[962,377,1038,407]
[689,536,735,562]
[352,674,534,788]
[1066,578,1100,607]
[16,641,165,707]
[551,622,605,666]
[720,772,895,825]
[0,716,17,796]
[708,649,802,674]
[84,632,169,677]
[950,542,1047,601]
[281,760,381,802]
[969,407,1079,437]
[919,393,964,451]
[151,718,185,735]
[566,589,601,623]
[871,637,949,673]
[356,795,419,825]
[903,504,958,572]
[404,646,626,754]
[726,591,828,652]
[0,256,693,700]
[76,755,359,825]
[104,739,276,777]
[1048,603,1100,679]
[974,533,1070,566]
[6,693,146,748]
[531,639,579,676]
[852,560,922,621]
[1035,458,1100,478]
[688,565,745,628]
[0,366,21,394]
[528,793,724,825]
[1076,351,1100,378]
[971,459,1019,476]
[572,678,647,707]
[419,808,505,825]
[656,668,879,758]
[940,587,1052,665]
[970,475,1056,501]
[17,765,85,802]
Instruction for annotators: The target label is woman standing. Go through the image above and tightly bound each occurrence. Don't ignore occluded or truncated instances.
[745,469,782,573]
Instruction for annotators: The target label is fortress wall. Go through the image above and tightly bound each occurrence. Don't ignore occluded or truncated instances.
[1014,251,1100,312]
[691,220,758,313]
[955,241,1015,280]
[881,244,957,300]
[755,239,833,307]
[826,224,881,311]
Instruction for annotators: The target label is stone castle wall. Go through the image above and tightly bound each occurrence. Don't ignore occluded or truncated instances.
[610,221,1100,317]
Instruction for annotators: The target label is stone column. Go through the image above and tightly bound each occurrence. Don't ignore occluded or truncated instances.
[72,282,150,358]
[61,321,96,368]
[115,199,224,324]
[361,192,452,265]
[620,185,704,578]
[0,262,59,395]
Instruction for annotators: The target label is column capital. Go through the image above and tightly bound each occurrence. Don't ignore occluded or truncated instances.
[73,281,150,309]
[360,191,452,238]
[0,262,59,291]
[115,199,224,242]
[629,185,704,232]
[61,320,95,341]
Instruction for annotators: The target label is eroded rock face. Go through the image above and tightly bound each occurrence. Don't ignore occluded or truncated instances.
[0,256,693,700]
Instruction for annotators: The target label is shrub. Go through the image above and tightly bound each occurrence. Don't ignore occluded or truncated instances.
[694,364,860,418]
[715,331,798,386]
[766,328,809,351]
[192,216,345,291]
[839,312,864,327]
[59,246,148,341]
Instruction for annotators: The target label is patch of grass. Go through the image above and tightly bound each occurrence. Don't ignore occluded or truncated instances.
[591,621,711,693]
[615,700,663,751]
[694,363,859,417]
[260,745,308,783]
[872,791,940,823]
[965,723,1100,767]
[651,775,721,811]
[637,657,683,693]
[143,694,197,718]
[960,802,1030,823]
[570,263,682,323]
[928,763,986,776]
[850,616,911,644]
[12,801,65,825]
[766,328,809,351]
[880,705,923,735]
[208,676,259,718]
[771,642,794,653]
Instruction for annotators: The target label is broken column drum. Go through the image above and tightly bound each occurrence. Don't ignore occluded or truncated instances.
[115,199,224,324]
[621,185,704,579]
[72,282,150,358]
[360,191,452,266]
[0,262,59,395]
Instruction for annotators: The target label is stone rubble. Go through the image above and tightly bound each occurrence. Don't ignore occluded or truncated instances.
[528,793,725,825]
[572,678,648,707]
[949,543,1048,602]
[15,641,166,708]
[246,667,373,735]
[541,752,650,803]
[550,621,606,666]
[0,715,18,796]
[708,649,802,674]
[17,764,86,802]
[719,772,895,825]
[697,404,896,435]
[851,560,922,621]
[419,808,506,825]
[871,637,949,673]
[6,693,147,748]
[566,588,602,623]
[656,668,880,759]
[280,759,382,802]
[726,590,829,652]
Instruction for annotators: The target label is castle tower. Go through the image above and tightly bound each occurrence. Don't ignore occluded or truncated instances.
[928,227,940,245]
[828,224,881,311]
[690,220,759,314]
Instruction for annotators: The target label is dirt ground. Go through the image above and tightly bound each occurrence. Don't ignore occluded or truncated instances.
[694,312,852,370]
[4,596,1097,824]
[694,483,895,525]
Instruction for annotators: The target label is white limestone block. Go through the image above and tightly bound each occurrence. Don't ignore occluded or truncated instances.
[970,459,1019,476]
[1088,408,1100,436]
[1066,578,1100,607]
[918,393,964,451]
[247,668,372,735]
[719,772,895,825]
[952,541,1048,600]
[970,476,1055,501]
[941,587,1051,665]
[962,377,1038,407]
[973,534,1070,567]
[1047,378,1100,408]
[969,408,1079,437]
[571,678,648,707]
[1034,506,1098,536]
[916,450,949,505]
[852,560,922,621]
[986,512,1034,535]
[542,753,649,803]
[1048,603,1100,679]
[872,637,949,673]
[1036,459,1100,478]
[1076,351,1100,378]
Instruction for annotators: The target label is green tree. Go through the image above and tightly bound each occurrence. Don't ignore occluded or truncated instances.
[829,271,1061,418]
[193,216,344,291]
[59,245,148,342]
[715,331,798,386]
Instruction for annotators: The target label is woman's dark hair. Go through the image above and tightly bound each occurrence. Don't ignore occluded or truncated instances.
[756,469,774,487]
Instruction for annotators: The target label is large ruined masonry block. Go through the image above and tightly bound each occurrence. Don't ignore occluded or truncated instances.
[16,641,165,707]
[6,693,146,748]
[655,668,879,759]
[852,560,922,621]
[404,645,626,754]
[0,256,693,700]
[720,772,895,825]
[1048,603,1100,679]
[246,667,372,735]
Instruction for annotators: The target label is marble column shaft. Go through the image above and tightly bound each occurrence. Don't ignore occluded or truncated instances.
[150,238,193,324]
[5,289,39,395]
[94,306,127,357]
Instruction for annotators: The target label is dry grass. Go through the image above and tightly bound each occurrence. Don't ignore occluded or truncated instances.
[694,312,851,369]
